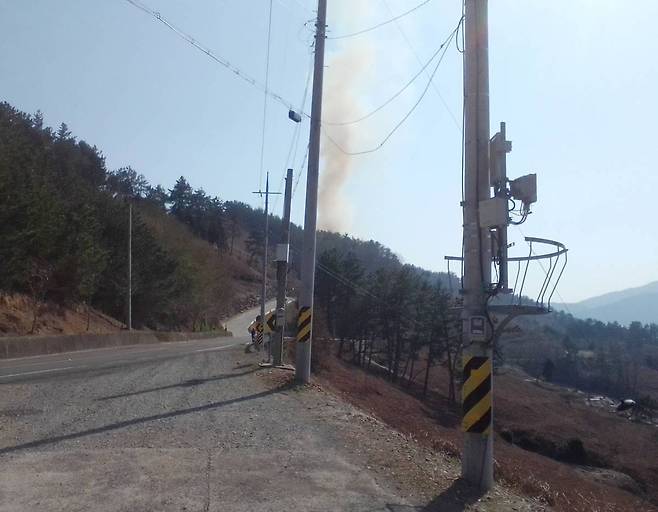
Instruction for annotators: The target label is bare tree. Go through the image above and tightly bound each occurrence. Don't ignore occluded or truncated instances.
[28,259,53,334]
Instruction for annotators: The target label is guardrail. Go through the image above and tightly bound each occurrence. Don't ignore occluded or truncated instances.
[0,329,231,359]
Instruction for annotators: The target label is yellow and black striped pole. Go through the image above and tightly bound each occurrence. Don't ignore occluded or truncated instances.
[461,349,494,489]
[296,306,312,344]
[462,355,492,435]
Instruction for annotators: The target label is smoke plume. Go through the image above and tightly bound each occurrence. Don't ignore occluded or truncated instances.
[318,2,376,233]
[318,46,371,232]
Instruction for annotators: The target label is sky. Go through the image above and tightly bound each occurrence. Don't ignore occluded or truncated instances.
[0,0,656,303]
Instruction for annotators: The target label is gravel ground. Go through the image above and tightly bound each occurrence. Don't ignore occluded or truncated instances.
[0,327,547,511]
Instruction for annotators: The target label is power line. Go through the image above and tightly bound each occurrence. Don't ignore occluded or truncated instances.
[258,0,275,192]
[123,0,303,115]
[272,122,301,211]
[292,144,310,199]
[316,262,383,302]
[288,245,383,302]
[321,18,461,157]
[382,0,461,132]
[323,29,456,127]
[272,54,313,212]
[327,0,433,40]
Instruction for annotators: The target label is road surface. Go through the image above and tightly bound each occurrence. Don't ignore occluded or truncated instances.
[0,303,411,512]
[0,303,541,511]
[0,300,275,384]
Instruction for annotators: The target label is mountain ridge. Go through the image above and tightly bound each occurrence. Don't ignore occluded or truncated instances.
[557,280,658,325]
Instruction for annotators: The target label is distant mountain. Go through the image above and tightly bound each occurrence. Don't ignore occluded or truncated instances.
[557,281,658,325]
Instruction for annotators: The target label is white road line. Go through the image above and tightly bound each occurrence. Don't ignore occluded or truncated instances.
[194,343,239,353]
[0,340,233,369]
[0,366,81,379]
[0,343,240,379]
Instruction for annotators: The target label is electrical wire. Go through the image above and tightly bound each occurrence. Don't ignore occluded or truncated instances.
[258,0,275,192]
[123,0,304,115]
[316,262,382,302]
[272,53,313,212]
[322,18,461,157]
[292,144,310,199]
[456,1,465,54]
[288,245,384,303]
[382,0,461,132]
[323,28,457,127]
[327,0,434,39]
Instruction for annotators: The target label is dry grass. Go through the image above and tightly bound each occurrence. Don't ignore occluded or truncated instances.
[0,293,123,336]
[315,350,658,512]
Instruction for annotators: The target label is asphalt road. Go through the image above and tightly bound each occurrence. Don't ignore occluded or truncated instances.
[0,303,417,512]
[0,337,243,384]
[0,300,278,384]
[0,303,541,512]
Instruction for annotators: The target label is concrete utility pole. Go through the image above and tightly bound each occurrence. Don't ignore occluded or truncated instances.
[461,0,493,490]
[296,0,327,384]
[128,200,132,331]
[261,173,270,356]
[253,173,281,356]
[273,169,293,366]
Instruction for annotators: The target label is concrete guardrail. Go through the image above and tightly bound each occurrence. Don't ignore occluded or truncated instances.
[0,329,232,360]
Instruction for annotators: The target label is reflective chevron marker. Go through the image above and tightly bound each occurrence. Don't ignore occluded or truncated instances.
[462,355,492,434]
[296,306,312,343]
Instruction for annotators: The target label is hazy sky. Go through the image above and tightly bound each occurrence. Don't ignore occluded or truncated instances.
[1,0,656,302]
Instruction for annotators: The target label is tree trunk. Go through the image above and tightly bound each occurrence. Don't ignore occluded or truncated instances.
[423,351,432,396]
[337,339,345,359]
[387,339,394,380]
[392,331,402,382]
[446,350,456,404]
[402,354,410,383]
[30,300,39,335]
[408,357,416,388]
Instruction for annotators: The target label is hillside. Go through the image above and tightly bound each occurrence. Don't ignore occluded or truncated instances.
[0,293,123,336]
[0,102,267,333]
[557,281,658,325]
[0,101,451,335]
[3,100,658,509]
[318,348,658,512]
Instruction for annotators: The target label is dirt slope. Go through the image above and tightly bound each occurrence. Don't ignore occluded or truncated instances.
[0,294,123,336]
[317,353,658,512]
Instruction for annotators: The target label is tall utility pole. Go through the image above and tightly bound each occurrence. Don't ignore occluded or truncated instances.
[253,172,280,356]
[461,0,493,490]
[273,169,293,366]
[261,172,270,355]
[128,200,132,331]
[296,0,327,384]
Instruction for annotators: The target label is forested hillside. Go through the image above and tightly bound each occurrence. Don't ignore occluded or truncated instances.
[0,102,258,331]
[0,101,455,334]
[3,97,655,406]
